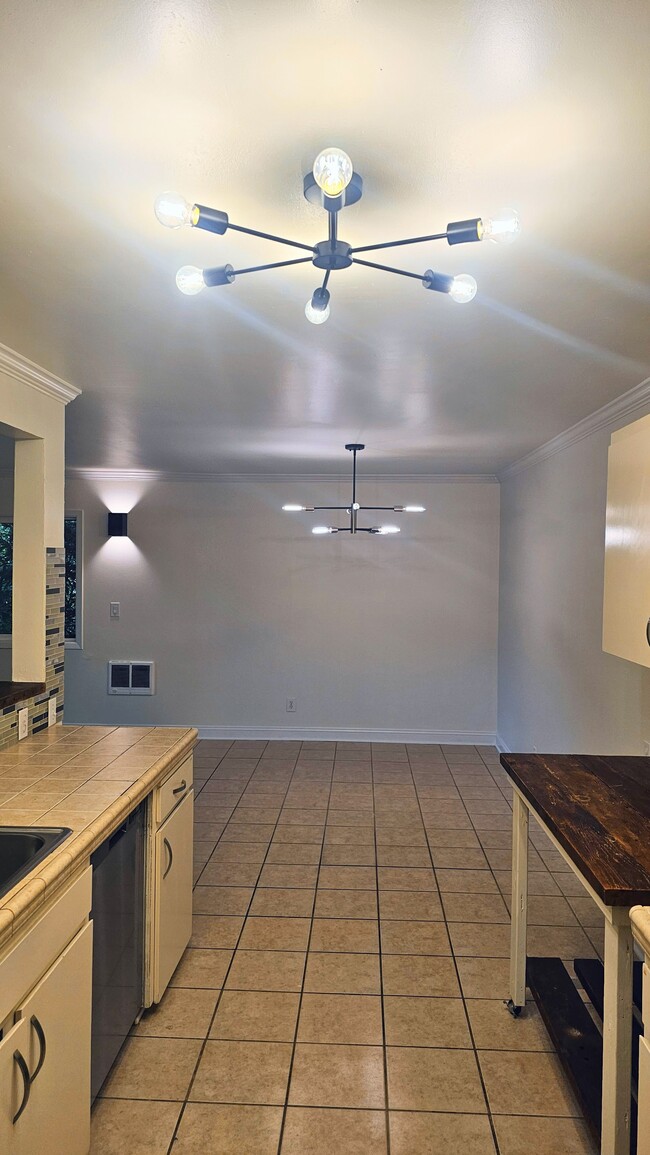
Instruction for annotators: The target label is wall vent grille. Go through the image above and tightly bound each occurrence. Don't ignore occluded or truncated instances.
[108,661,155,695]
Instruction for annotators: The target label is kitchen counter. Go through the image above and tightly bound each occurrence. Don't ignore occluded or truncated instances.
[0,724,197,952]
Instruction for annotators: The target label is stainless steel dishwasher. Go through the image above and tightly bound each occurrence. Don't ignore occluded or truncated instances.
[90,802,145,1101]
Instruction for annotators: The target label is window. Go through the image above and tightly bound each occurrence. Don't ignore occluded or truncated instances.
[0,513,82,647]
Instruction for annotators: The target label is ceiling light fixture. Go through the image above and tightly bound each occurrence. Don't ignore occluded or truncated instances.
[155,149,520,324]
[282,444,425,535]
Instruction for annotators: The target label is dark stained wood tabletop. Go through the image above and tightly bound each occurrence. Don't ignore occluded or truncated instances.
[500,753,650,906]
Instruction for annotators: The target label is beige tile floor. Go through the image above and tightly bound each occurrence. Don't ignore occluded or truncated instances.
[91,740,601,1154]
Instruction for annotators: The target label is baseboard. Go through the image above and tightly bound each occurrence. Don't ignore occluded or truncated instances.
[495,733,511,753]
[196,725,498,744]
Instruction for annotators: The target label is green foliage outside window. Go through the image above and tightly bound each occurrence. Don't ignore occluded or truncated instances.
[0,522,12,634]
[0,517,78,640]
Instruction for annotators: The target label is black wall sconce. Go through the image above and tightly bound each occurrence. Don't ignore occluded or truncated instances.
[107,512,128,537]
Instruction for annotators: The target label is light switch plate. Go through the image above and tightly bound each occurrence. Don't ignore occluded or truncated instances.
[48,695,57,727]
[18,707,28,740]
[110,602,120,620]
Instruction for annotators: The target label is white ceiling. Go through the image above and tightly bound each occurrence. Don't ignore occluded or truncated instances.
[1,0,649,476]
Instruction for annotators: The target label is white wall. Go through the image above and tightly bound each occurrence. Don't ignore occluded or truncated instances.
[498,415,650,755]
[64,477,500,741]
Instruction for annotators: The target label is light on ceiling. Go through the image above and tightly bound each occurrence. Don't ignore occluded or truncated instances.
[312,148,354,198]
[305,286,331,325]
[481,208,521,244]
[285,445,425,537]
[156,151,519,321]
[176,265,206,295]
[154,192,197,229]
[448,274,478,304]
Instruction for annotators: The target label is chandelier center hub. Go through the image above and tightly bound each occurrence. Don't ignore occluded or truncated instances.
[312,240,353,271]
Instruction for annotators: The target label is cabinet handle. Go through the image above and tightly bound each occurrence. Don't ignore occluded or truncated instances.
[13,1050,31,1124]
[29,1016,46,1083]
[173,779,187,796]
[163,837,173,879]
[646,618,650,647]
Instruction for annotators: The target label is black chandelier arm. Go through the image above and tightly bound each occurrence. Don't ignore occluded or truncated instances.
[350,230,448,255]
[230,256,314,277]
[226,221,315,253]
[358,506,403,512]
[352,256,424,281]
[312,505,351,511]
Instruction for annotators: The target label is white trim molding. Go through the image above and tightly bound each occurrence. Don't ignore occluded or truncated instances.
[195,726,498,744]
[65,467,499,484]
[495,734,512,754]
[499,375,650,480]
[0,341,81,405]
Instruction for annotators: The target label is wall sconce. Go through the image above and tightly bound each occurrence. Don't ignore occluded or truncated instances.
[107,513,128,537]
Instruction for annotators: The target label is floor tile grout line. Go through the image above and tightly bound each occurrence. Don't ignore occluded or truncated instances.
[165,739,304,1154]
[373,750,397,1155]
[409,744,503,1155]
[275,742,336,1154]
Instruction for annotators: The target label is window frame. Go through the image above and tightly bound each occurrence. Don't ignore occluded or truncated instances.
[0,511,84,650]
[0,514,12,648]
[64,510,84,650]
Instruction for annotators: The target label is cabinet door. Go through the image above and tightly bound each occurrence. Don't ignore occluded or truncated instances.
[154,790,194,1002]
[13,921,93,1155]
[0,1018,30,1153]
[603,416,650,667]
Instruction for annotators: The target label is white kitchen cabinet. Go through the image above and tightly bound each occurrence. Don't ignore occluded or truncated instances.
[0,921,92,1155]
[603,412,650,668]
[152,787,193,1002]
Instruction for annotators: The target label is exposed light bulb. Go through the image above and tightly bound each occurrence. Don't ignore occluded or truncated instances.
[313,148,353,197]
[305,298,330,324]
[404,505,426,513]
[176,266,206,295]
[481,208,520,244]
[282,504,306,512]
[377,525,400,535]
[448,274,478,304]
[351,503,360,510]
[312,526,335,535]
[154,192,197,229]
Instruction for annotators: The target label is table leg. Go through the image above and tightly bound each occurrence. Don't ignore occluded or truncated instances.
[508,792,528,1015]
[601,912,633,1155]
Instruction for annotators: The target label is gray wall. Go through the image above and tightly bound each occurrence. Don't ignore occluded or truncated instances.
[498,418,650,755]
[64,477,500,740]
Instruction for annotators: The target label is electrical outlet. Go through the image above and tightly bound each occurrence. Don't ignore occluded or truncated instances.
[18,707,28,740]
[643,740,650,756]
[110,602,120,620]
[286,698,296,713]
[48,695,57,727]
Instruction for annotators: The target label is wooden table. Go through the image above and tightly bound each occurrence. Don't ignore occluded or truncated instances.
[500,753,650,1155]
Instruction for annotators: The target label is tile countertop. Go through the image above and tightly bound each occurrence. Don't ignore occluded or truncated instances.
[0,724,198,952]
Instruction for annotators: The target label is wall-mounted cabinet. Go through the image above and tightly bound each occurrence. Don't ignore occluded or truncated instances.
[603,413,650,668]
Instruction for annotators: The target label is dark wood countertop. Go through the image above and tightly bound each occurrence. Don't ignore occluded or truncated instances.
[0,681,47,710]
[500,752,650,907]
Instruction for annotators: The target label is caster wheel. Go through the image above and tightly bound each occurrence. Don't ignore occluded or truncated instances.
[505,998,523,1018]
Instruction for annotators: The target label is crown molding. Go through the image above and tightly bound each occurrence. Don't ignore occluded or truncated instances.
[65,467,499,484]
[0,342,81,405]
[499,376,650,480]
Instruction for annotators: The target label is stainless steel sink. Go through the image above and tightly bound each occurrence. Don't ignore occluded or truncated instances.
[0,827,72,900]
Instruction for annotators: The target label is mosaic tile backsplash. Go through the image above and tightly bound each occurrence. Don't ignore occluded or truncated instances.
[0,548,64,750]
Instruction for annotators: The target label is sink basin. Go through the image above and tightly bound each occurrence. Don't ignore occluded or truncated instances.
[0,827,72,900]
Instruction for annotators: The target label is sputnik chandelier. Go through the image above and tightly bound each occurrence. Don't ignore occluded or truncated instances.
[154,147,520,323]
[282,444,425,535]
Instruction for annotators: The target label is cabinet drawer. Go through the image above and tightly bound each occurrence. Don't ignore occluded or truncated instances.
[155,756,193,826]
[0,867,91,1026]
